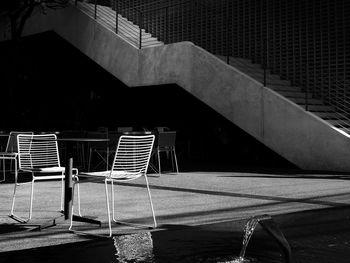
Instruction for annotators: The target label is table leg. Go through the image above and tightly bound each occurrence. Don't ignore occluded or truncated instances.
[64,147,73,220]
[63,140,101,225]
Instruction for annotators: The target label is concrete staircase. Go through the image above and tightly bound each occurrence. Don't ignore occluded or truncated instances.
[4,3,350,172]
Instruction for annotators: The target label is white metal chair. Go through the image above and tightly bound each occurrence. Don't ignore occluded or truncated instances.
[10,134,81,223]
[70,135,156,237]
[0,131,33,182]
[153,131,179,175]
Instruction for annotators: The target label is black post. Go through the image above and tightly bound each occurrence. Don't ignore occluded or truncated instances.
[192,0,196,44]
[305,71,309,111]
[165,6,169,44]
[75,0,77,6]
[263,0,267,87]
[139,11,143,49]
[226,0,230,64]
[94,0,97,19]
[115,0,118,34]
[64,144,73,220]
[305,3,309,111]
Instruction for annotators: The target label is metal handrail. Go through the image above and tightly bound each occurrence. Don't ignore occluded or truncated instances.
[119,1,191,14]
[116,0,195,47]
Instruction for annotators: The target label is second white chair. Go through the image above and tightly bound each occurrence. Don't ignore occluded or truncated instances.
[69,134,156,237]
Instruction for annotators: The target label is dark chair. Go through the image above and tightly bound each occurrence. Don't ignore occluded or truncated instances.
[153,131,179,175]
[0,131,33,182]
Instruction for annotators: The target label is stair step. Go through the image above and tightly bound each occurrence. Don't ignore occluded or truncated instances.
[276,91,313,98]
[304,105,335,111]
[269,85,302,92]
[313,112,349,120]
[216,55,337,119]
[335,127,350,134]
[326,119,350,128]
[236,69,281,80]
[255,77,291,86]
[142,42,164,48]
[216,56,292,86]
[290,98,324,105]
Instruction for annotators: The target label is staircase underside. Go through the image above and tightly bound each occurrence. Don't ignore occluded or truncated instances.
[7,4,350,172]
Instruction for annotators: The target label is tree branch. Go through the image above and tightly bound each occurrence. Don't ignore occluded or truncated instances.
[16,1,36,40]
[1,0,70,41]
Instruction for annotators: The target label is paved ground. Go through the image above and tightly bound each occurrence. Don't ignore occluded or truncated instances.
[1,169,350,256]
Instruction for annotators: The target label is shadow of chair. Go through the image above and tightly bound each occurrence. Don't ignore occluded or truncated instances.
[153,131,179,176]
[10,134,81,223]
[0,131,33,183]
[69,134,156,237]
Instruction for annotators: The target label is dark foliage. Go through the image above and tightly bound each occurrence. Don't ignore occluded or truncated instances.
[0,0,69,40]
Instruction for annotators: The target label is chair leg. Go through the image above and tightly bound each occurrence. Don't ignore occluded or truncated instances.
[69,180,76,232]
[1,159,5,182]
[10,175,18,216]
[60,176,64,212]
[170,150,174,171]
[157,149,161,175]
[173,147,179,174]
[111,180,116,222]
[144,175,157,228]
[75,178,81,216]
[105,179,112,237]
[10,175,34,223]
[28,177,35,220]
[88,148,92,172]
[10,160,19,216]
[69,179,83,231]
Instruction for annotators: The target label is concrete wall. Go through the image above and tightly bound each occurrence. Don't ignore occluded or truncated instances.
[4,5,350,172]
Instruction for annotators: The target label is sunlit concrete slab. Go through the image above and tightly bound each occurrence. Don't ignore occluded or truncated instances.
[1,171,350,252]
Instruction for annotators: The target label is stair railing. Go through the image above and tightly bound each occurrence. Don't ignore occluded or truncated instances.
[305,75,350,132]
[116,0,193,49]
[74,0,349,127]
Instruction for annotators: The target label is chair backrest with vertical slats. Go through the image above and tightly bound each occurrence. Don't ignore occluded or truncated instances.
[17,134,61,170]
[111,135,155,179]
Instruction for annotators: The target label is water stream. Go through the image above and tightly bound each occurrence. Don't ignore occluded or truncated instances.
[226,215,273,263]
